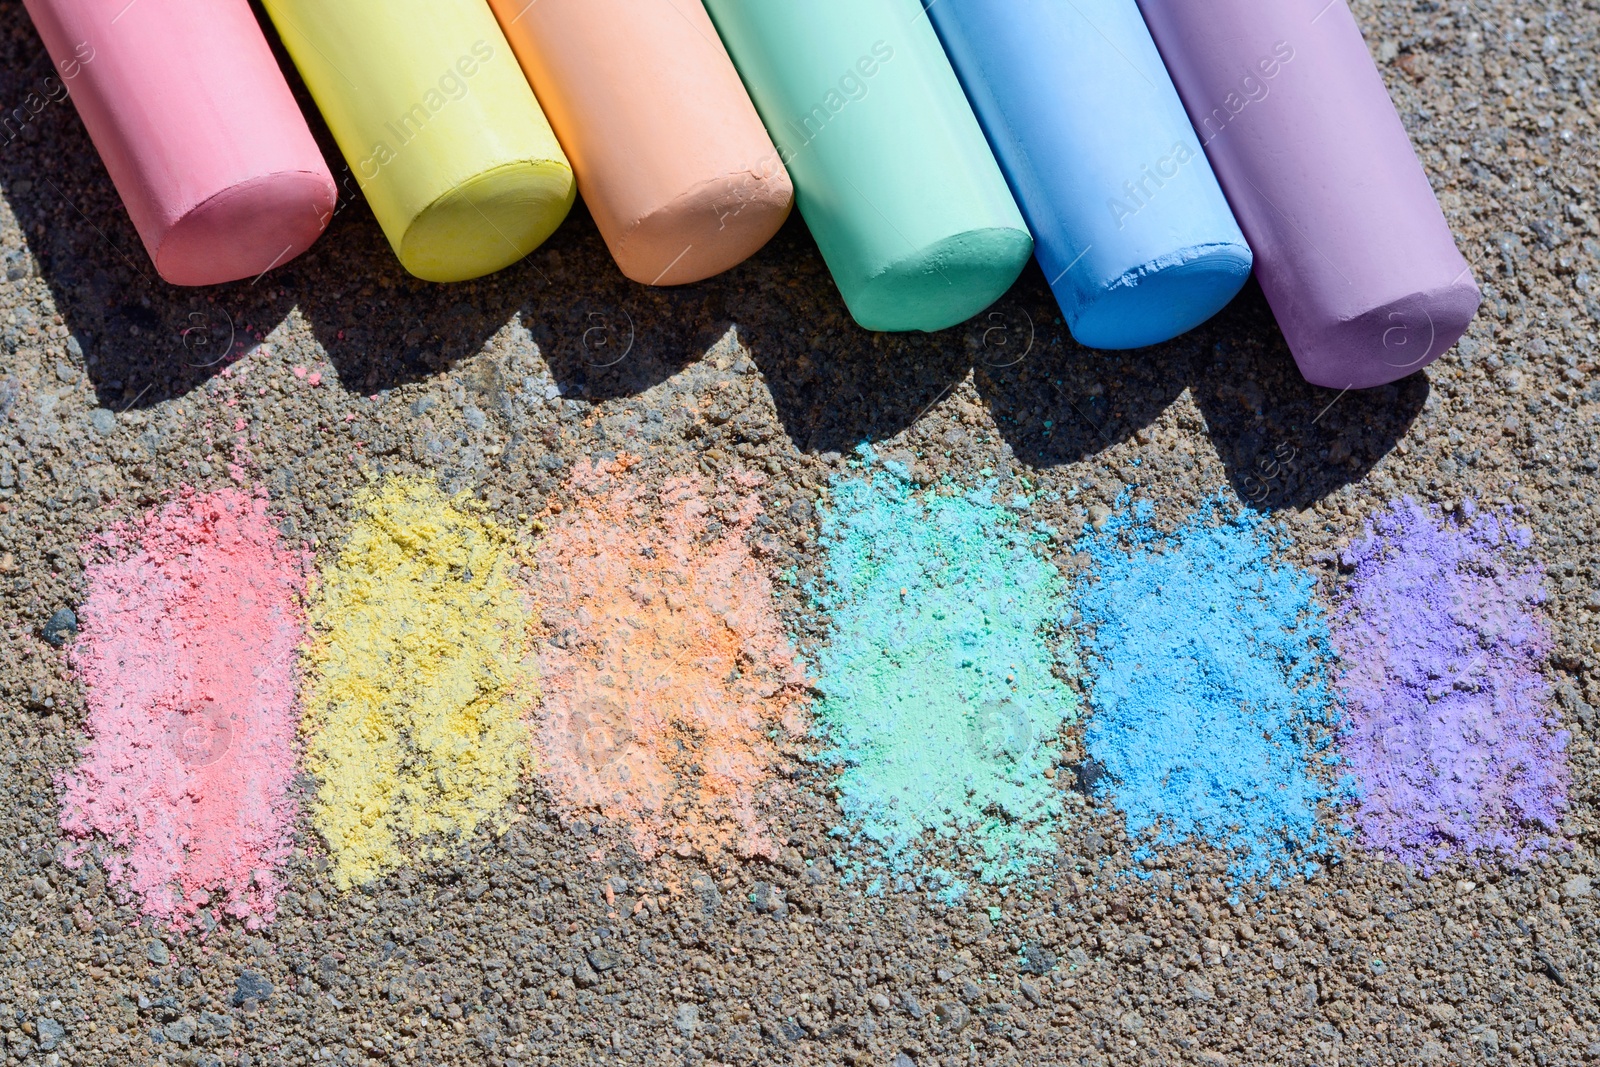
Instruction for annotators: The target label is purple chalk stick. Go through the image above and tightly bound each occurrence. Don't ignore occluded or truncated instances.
[1136,0,1480,389]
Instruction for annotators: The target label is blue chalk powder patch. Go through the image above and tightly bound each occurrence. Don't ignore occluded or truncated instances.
[1073,494,1345,886]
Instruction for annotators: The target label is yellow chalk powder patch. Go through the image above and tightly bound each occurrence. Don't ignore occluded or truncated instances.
[303,475,533,889]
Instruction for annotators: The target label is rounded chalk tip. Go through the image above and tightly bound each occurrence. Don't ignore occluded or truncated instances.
[398,159,576,284]
[845,227,1035,334]
[612,170,795,287]
[1292,273,1483,390]
[1066,242,1254,350]
[153,170,338,287]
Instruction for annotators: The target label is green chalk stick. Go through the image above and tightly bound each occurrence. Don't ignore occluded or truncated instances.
[703,0,1032,332]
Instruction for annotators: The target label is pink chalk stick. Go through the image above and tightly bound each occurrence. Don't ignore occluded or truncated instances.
[22,0,335,286]
[1137,0,1480,388]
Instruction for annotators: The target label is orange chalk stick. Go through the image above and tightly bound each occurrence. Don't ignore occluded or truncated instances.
[488,0,793,286]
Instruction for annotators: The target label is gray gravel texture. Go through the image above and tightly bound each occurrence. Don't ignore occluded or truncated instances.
[0,0,1597,1065]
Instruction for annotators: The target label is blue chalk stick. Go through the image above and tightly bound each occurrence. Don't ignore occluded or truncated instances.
[927,0,1253,349]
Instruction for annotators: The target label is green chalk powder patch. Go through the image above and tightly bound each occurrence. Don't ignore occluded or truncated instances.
[811,451,1078,899]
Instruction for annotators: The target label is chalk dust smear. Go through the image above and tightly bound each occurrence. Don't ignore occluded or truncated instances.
[1076,496,1342,886]
[303,476,533,890]
[1331,499,1568,871]
[530,456,808,862]
[58,487,307,931]
[811,455,1078,898]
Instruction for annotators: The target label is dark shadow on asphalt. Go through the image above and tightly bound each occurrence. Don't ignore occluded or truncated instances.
[974,275,1427,513]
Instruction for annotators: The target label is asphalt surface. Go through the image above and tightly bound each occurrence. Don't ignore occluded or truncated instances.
[0,1,1597,1065]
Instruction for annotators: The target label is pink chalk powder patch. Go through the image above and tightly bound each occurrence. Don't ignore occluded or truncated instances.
[57,487,307,932]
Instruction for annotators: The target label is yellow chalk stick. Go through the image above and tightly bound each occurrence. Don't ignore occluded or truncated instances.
[261,0,575,282]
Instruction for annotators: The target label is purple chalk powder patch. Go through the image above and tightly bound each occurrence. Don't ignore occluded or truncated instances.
[1331,498,1569,872]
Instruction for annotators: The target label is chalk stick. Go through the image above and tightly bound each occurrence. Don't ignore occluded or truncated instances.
[702,0,1032,333]
[20,0,335,286]
[488,0,793,287]
[1137,0,1480,388]
[261,0,574,283]
[926,0,1252,350]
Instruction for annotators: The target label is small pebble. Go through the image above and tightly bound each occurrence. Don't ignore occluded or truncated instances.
[233,971,273,1007]
[41,607,77,646]
[34,1017,64,1051]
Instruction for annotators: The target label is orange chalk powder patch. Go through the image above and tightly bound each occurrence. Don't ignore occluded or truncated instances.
[531,457,809,860]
